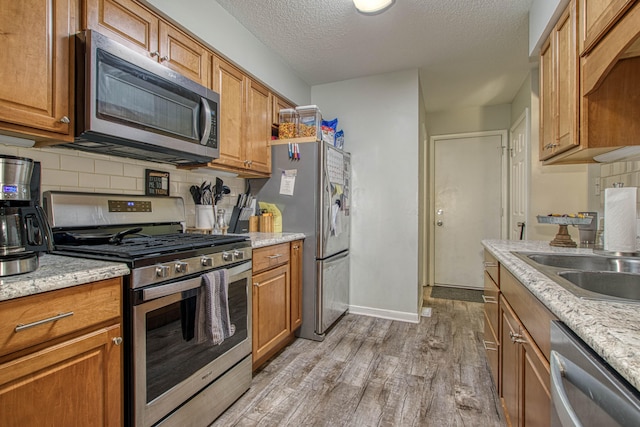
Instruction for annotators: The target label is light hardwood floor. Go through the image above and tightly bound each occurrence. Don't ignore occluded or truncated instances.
[211,291,506,426]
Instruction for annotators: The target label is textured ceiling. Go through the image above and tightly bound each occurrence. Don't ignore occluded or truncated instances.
[214,0,533,112]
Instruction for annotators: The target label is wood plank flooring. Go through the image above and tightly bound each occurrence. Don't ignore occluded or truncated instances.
[211,290,506,426]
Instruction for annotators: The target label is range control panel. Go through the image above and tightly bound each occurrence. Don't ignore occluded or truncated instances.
[108,200,152,212]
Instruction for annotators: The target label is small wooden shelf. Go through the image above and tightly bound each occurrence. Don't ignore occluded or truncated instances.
[270,136,317,146]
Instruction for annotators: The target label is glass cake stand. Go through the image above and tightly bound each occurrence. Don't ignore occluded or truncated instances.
[536,215,593,247]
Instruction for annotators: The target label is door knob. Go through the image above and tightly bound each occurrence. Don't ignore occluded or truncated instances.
[437,220,443,226]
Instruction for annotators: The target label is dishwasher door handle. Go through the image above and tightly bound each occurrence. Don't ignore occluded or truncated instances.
[551,350,640,427]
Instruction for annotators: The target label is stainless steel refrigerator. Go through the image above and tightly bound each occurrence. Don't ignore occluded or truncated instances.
[252,140,351,341]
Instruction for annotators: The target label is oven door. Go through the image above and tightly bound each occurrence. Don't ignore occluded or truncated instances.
[132,261,252,427]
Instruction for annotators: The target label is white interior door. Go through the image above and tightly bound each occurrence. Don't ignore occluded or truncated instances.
[509,109,529,240]
[432,132,505,289]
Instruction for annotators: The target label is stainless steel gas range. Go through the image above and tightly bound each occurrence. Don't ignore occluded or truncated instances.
[43,191,252,427]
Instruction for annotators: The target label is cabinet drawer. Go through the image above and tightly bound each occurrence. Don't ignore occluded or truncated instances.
[483,251,499,285]
[483,271,500,339]
[0,278,122,357]
[252,243,290,273]
[500,266,556,360]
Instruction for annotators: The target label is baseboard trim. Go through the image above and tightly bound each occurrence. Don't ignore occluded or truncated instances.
[348,304,420,324]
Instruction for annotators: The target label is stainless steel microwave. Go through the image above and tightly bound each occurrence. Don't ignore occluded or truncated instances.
[68,30,219,165]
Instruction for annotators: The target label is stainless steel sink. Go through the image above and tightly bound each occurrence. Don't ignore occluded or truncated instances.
[557,271,640,301]
[513,252,640,303]
[526,253,640,273]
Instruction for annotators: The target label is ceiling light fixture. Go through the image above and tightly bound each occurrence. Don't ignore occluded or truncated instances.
[353,0,395,15]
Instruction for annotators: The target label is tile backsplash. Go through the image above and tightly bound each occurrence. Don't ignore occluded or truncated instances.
[0,144,245,228]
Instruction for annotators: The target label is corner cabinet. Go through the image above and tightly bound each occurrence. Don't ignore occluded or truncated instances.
[0,278,123,426]
[252,240,303,370]
[0,0,74,140]
[210,56,272,177]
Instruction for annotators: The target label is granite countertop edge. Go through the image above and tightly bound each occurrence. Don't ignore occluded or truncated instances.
[482,239,640,391]
[0,254,130,302]
[243,232,306,248]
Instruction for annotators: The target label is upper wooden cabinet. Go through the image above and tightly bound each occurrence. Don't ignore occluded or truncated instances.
[0,0,74,140]
[539,1,579,161]
[210,56,272,176]
[84,0,210,86]
[540,0,640,164]
[579,0,635,54]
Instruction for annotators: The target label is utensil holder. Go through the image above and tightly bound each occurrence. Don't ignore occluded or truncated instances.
[259,214,273,232]
[195,205,214,229]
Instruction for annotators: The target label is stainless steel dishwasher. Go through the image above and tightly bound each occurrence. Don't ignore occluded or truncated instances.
[550,321,640,426]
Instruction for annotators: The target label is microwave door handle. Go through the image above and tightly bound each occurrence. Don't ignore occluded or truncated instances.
[200,98,212,146]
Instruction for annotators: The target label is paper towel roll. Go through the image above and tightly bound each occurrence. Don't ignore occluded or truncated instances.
[604,187,637,252]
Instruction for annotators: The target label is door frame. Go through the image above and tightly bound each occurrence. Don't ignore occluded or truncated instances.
[428,130,508,287]
[509,108,530,240]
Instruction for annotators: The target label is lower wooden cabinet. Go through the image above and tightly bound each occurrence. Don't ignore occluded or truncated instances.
[483,252,500,389]
[500,297,551,427]
[251,240,303,370]
[0,278,123,427]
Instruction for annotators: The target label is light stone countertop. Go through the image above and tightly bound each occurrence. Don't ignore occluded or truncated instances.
[0,254,130,302]
[483,239,640,391]
[243,232,306,248]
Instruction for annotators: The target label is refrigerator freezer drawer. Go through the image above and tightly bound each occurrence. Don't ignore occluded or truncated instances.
[317,251,350,335]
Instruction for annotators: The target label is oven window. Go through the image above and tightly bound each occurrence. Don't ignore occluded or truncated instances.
[145,277,248,403]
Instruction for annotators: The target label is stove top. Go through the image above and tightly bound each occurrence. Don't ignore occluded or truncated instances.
[54,233,250,259]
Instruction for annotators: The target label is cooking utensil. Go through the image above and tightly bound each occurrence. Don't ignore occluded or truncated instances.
[189,185,201,204]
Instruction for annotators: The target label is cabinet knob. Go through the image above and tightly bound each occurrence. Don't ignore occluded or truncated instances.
[150,51,160,57]
[112,337,123,346]
[253,282,259,287]
[160,56,169,62]
[59,116,70,124]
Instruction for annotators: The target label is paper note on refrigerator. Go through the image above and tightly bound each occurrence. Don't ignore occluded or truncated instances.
[279,170,296,196]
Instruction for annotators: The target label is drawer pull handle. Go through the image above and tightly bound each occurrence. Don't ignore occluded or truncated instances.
[15,311,74,332]
[483,340,498,351]
[112,337,123,346]
[266,254,283,259]
[482,295,498,304]
[483,261,498,268]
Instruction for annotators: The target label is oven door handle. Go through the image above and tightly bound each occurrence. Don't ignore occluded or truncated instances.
[141,261,252,301]
[143,277,202,301]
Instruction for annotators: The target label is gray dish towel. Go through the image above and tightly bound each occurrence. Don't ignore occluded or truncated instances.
[194,269,236,345]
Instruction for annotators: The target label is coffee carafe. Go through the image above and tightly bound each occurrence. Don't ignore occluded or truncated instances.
[0,155,53,276]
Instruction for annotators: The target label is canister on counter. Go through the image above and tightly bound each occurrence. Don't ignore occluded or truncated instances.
[259,212,273,233]
[249,215,259,232]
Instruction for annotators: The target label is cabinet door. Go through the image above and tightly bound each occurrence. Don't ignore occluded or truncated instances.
[84,0,159,59]
[539,39,555,160]
[0,0,72,137]
[500,300,520,427]
[580,0,635,53]
[158,22,210,86]
[554,2,579,154]
[273,96,295,125]
[252,264,290,365]
[290,240,303,331]
[245,79,272,173]
[211,57,247,170]
[0,324,123,427]
[521,328,552,427]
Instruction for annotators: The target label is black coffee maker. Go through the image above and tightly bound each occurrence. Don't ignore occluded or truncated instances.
[0,155,53,276]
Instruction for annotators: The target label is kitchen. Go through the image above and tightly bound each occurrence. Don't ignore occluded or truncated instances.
[1,0,640,425]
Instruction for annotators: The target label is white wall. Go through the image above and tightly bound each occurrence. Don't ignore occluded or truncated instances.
[311,69,421,322]
[426,104,512,136]
[527,68,589,242]
[144,0,311,105]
